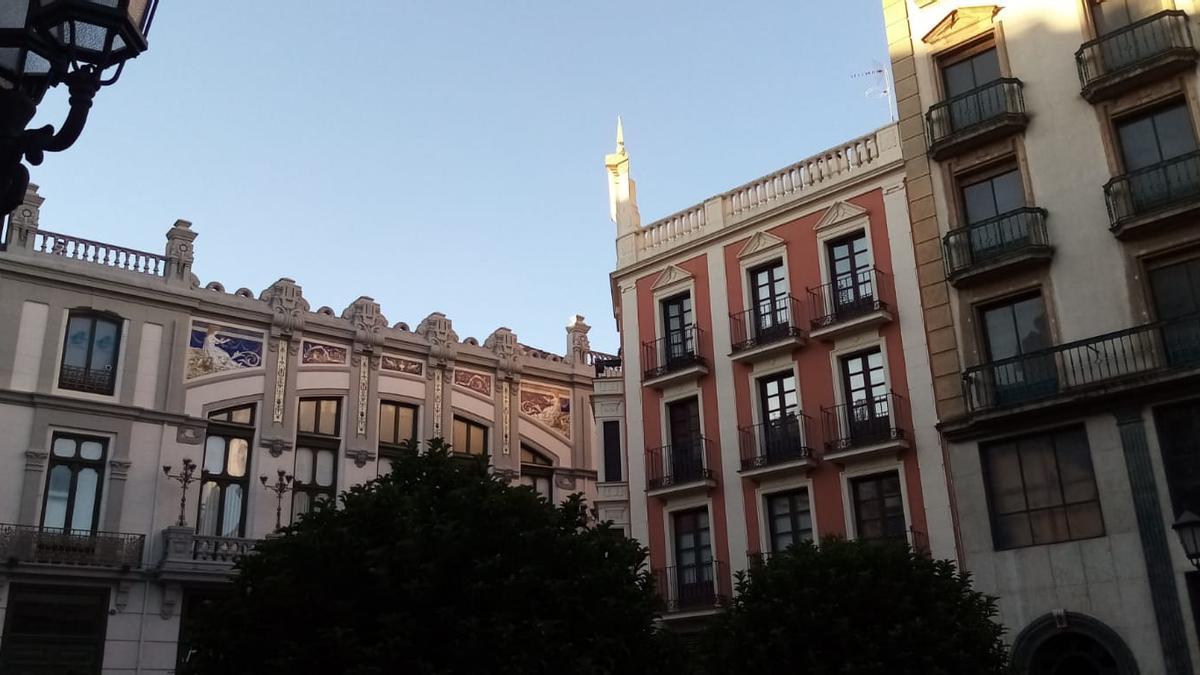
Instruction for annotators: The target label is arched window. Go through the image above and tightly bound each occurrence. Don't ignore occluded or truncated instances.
[1012,612,1140,675]
[198,404,255,538]
[519,443,554,500]
[59,311,122,395]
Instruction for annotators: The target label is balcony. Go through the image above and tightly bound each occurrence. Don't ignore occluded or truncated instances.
[58,364,115,395]
[738,414,817,480]
[821,392,910,463]
[641,326,709,389]
[0,524,144,570]
[158,526,257,580]
[1104,151,1200,238]
[926,78,1028,160]
[1076,11,1198,103]
[653,560,729,615]
[645,438,717,498]
[807,268,894,341]
[729,295,807,363]
[943,207,1052,286]
[963,313,1200,415]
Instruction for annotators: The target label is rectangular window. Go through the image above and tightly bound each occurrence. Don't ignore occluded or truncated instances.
[827,232,874,316]
[293,398,341,518]
[198,405,254,538]
[452,416,488,456]
[42,433,108,532]
[661,293,695,364]
[749,259,788,336]
[938,44,1003,132]
[1116,103,1198,172]
[602,420,623,482]
[941,46,1001,99]
[961,167,1026,226]
[666,397,703,482]
[673,508,713,607]
[59,311,122,395]
[840,349,890,445]
[766,489,813,552]
[1092,0,1164,35]
[981,426,1105,549]
[851,471,907,543]
[980,294,1056,404]
[519,444,554,500]
[1154,399,1200,516]
[1149,257,1200,364]
[0,585,109,675]
[378,401,418,474]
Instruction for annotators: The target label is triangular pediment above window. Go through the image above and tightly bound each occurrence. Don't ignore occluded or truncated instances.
[651,265,693,291]
[737,231,786,260]
[922,6,1001,46]
[813,201,869,233]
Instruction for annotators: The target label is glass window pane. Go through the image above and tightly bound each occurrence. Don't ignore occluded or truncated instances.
[970,49,1001,85]
[295,447,313,483]
[298,400,316,434]
[379,404,397,445]
[43,465,71,529]
[202,436,225,475]
[994,512,1033,548]
[1019,436,1063,509]
[453,419,467,452]
[70,468,98,532]
[1055,429,1098,503]
[52,436,76,458]
[942,59,975,98]
[1066,502,1105,539]
[227,439,248,478]
[397,406,416,442]
[985,442,1026,514]
[1154,105,1198,159]
[63,316,93,369]
[1029,507,1071,544]
[1119,116,1163,170]
[230,407,252,425]
[293,492,310,517]
[90,319,119,371]
[991,170,1025,213]
[315,450,334,487]
[222,484,243,537]
[78,441,103,461]
[1013,296,1051,352]
[197,482,220,536]
[1151,262,1200,318]
[319,401,337,435]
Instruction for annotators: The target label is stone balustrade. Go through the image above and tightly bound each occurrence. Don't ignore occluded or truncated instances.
[35,228,167,276]
[158,525,257,579]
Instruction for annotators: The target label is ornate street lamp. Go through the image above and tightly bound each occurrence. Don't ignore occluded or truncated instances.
[162,457,198,527]
[1173,511,1200,570]
[0,0,158,215]
[260,469,295,531]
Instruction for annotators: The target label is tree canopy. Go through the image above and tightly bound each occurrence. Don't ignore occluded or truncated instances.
[699,538,1009,675]
[184,439,667,675]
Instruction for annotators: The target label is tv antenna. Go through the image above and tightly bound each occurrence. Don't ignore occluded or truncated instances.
[852,61,896,122]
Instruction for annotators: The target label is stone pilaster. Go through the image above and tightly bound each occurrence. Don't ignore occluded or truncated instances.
[163,219,197,288]
[102,459,133,532]
[486,327,522,474]
[418,312,459,442]
[259,278,309,458]
[18,449,48,524]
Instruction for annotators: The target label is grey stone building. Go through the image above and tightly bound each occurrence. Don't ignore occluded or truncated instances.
[0,185,629,674]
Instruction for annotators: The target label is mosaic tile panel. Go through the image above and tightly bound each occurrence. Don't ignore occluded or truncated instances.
[186,321,264,380]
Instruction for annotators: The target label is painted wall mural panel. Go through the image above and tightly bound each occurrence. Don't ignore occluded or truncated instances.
[381,355,424,376]
[453,368,493,397]
[519,383,572,439]
[186,321,264,380]
[301,340,348,365]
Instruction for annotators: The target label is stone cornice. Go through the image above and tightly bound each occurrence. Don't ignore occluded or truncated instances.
[0,388,205,428]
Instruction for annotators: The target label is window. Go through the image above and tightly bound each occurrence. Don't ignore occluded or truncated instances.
[1091,0,1163,35]
[851,471,907,543]
[827,232,874,316]
[452,416,488,456]
[378,401,418,474]
[42,433,107,532]
[1116,103,1197,172]
[198,405,254,538]
[0,586,109,675]
[602,420,623,482]
[673,508,714,607]
[1150,256,1200,364]
[667,397,703,482]
[757,371,802,462]
[519,443,553,500]
[766,489,813,552]
[939,45,1003,132]
[750,259,789,336]
[941,46,1001,99]
[1155,399,1200,516]
[961,167,1025,226]
[981,426,1105,549]
[661,293,695,364]
[293,398,341,517]
[980,294,1056,404]
[840,349,890,445]
[59,311,121,395]
[758,371,798,422]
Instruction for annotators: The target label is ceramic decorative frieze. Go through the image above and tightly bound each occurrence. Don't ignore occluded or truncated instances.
[356,361,369,437]
[453,367,493,397]
[186,321,264,380]
[381,355,424,376]
[432,369,444,437]
[301,340,348,365]
[519,383,572,439]
[502,381,511,455]
[273,342,287,423]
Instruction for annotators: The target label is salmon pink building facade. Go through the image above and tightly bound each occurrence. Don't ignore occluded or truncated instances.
[606,122,955,623]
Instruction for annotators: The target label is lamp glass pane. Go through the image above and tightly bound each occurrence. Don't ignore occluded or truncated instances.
[73,21,108,52]
[1184,524,1200,558]
[23,49,49,74]
[0,3,29,31]
[0,48,19,75]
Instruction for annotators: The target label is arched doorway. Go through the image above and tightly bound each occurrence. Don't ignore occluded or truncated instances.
[1012,612,1139,675]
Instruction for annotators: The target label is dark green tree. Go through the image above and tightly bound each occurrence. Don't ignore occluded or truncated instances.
[701,538,1009,675]
[185,439,668,675]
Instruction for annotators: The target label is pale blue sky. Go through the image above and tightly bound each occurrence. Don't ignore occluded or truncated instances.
[27,1,892,353]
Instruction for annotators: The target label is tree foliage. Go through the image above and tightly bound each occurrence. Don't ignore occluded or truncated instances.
[185,439,667,675]
[700,538,1009,675]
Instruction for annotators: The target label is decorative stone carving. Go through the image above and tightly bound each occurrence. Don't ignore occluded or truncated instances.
[737,231,786,259]
[260,438,293,457]
[485,327,522,380]
[260,277,309,340]
[23,449,48,470]
[555,474,577,490]
[520,383,573,439]
[114,581,132,612]
[813,200,869,232]
[356,361,369,437]
[432,370,444,437]
[651,264,693,291]
[164,219,197,286]
[342,296,388,365]
[7,183,42,252]
[381,355,423,375]
[301,340,348,365]
[502,381,512,456]
[453,368,493,397]
[566,315,591,363]
[346,448,376,468]
[108,460,132,480]
[160,582,181,619]
[921,5,1001,45]
[273,342,287,423]
[417,312,459,371]
[185,321,265,380]
[176,425,205,445]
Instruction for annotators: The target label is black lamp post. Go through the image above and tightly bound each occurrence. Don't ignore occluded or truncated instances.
[162,457,198,527]
[260,469,294,531]
[1173,511,1200,570]
[0,0,158,215]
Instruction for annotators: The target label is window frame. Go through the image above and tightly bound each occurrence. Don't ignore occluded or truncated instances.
[197,404,255,538]
[452,415,489,457]
[292,397,342,518]
[58,310,123,396]
[377,400,419,473]
[765,488,814,553]
[956,161,1028,226]
[1111,98,1198,174]
[933,33,1000,100]
[601,420,623,483]
[40,432,109,533]
[977,291,1052,362]
[979,425,1107,551]
[519,443,555,500]
[849,470,908,544]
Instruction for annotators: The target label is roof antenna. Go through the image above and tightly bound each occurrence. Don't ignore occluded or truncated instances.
[852,60,896,122]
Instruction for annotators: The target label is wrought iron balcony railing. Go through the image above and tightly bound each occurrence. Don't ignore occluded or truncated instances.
[926,78,1026,152]
[1076,10,1196,95]
[646,438,715,490]
[964,313,1200,412]
[730,295,806,352]
[738,413,815,470]
[0,523,144,569]
[808,267,892,330]
[943,207,1050,278]
[821,391,908,453]
[653,560,727,612]
[642,326,706,380]
[58,364,116,395]
[1104,151,1200,229]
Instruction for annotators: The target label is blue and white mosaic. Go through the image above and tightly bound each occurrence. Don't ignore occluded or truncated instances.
[186,321,264,380]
